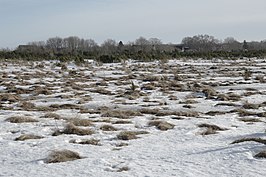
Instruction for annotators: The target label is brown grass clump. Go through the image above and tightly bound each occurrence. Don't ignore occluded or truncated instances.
[215,102,238,107]
[142,75,161,82]
[156,110,199,117]
[148,120,175,131]
[231,138,266,145]
[90,87,112,95]
[100,124,118,131]
[19,101,35,111]
[102,109,142,119]
[49,104,81,110]
[242,102,259,109]
[112,120,133,124]
[0,94,21,102]
[205,111,229,116]
[70,138,100,146]
[202,86,218,99]
[68,118,93,127]
[117,131,149,140]
[254,150,266,158]
[42,113,61,119]
[15,134,43,141]
[5,116,38,123]
[117,167,130,172]
[179,99,199,104]
[115,142,129,147]
[140,108,159,115]
[236,109,256,117]
[238,118,262,123]
[45,149,82,163]
[53,123,95,136]
[198,123,228,135]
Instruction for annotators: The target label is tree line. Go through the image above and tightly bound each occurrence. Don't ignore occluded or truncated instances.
[1,35,266,62]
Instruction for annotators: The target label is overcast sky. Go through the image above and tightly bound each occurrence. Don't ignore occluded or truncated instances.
[1,0,266,48]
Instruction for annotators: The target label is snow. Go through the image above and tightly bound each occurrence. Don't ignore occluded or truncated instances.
[1,58,266,177]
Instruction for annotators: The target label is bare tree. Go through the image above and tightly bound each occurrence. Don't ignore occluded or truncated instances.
[46,37,64,52]
[101,39,117,55]
[182,34,219,52]
[222,37,241,51]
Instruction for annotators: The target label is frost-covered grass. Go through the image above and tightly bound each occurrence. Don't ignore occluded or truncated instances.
[1,58,266,176]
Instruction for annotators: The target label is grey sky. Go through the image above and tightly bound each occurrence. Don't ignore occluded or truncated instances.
[1,0,266,48]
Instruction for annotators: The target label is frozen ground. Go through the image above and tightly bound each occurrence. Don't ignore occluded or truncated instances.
[0,58,266,177]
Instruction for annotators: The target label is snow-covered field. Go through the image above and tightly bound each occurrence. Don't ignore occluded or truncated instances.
[0,58,266,177]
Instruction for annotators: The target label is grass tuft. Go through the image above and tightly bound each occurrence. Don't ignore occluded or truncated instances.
[15,134,43,141]
[45,149,82,163]
[5,116,38,123]
[148,120,175,131]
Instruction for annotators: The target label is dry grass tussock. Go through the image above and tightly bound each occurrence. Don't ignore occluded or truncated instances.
[231,138,266,145]
[140,108,199,117]
[112,120,133,124]
[90,87,113,95]
[53,123,95,136]
[217,93,241,102]
[49,104,81,110]
[0,94,21,102]
[205,111,229,116]
[70,138,100,146]
[33,87,52,95]
[148,120,175,131]
[102,109,142,119]
[5,116,38,123]
[236,109,266,117]
[15,134,43,141]
[100,124,118,131]
[242,102,260,109]
[117,131,149,140]
[254,150,266,158]
[45,149,83,163]
[19,101,35,111]
[198,123,228,135]
[202,86,218,99]
[42,112,61,119]
[67,118,93,127]
[238,117,263,123]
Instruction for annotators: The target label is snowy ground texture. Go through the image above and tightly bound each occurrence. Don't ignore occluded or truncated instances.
[1,58,266,177]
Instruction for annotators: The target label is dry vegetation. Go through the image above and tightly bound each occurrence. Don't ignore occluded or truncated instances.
[198,123,228,135]
[45,149,83,163]
[5,116,38,123]
[148,120,175,131]
[1,58,266,170]
[70,139,101,146]
[53,123,95,136]
[15,134,43,141]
